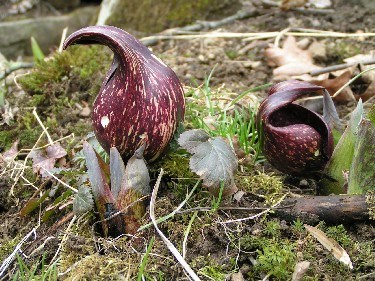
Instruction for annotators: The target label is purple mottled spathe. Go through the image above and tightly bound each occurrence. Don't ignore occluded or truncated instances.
[257,80,333,175]
[63,26,185,162]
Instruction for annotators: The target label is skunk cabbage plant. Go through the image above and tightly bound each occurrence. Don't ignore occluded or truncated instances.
[257,80,334,176]
[63,26,185,162]
[82,141,150,237]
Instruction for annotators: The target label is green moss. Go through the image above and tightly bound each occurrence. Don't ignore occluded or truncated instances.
[368,103,375,125]
[105,0,241,34]
[192,255,236,280]
[19,46,109,98]
[0,128,17,150]
[263,219,281,237]
[254,241,296,280]
[0,236,21,261]
[236,171,284,205]
[327,41,361,62]
[366,190,375,220]
[3,45,111,150]
[225,50,238,60]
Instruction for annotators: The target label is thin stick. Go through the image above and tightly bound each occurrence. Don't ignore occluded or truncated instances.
[49,215,77,265]
[332,65,375,98]
[150,169,201,281]
[140,9,258,46]
[141,29,375,43]
[40,166,78,193]
[138,180,200,231]
[18,133,75,153]
[0,227,38,277]
[33,108,53,145]
[310,58,375,76]
[59,27,68,53]
[0,62,34,81]
[10,131,46,195]
[274,27,291,48]
[221,194,288,224]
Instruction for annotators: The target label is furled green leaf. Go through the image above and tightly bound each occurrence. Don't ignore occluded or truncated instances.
[348,119,375,194]
[73,186,94,215]
[178,129,238,196]
[323,89,343,133]
[83,141,114,204]
[83,141,115,236]
[116,145,150,234]
[122,145,150,195]
[322,100,364,194]
[110,147,126,200]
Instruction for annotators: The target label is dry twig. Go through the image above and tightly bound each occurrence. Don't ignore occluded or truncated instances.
[150,169,201,281]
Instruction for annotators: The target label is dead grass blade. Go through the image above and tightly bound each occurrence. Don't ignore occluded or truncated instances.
[150,169,201,281]
[305,224,353,269]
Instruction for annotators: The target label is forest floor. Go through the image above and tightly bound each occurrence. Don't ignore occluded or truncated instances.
[0,1,375,280]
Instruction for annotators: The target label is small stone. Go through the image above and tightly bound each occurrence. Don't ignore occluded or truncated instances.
[308,40,326,60]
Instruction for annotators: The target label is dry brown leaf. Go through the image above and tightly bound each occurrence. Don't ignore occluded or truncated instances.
[265,36,319,80]
[30,143,67,177]
[353,64,375,101]
[305,224,353,269]
[3,140,19,160]
[79,101,91,117]
[312,71,356,102]
[264,36,359,102]
[344,51,375,64]
[230,272,245,281]
[266,36,315,67]
[281,0,308,10]
[292,261,310,281]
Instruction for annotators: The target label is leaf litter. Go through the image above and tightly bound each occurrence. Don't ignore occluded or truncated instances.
[29,143,67,177]
[305,224,353,269]
[265,35,375,102]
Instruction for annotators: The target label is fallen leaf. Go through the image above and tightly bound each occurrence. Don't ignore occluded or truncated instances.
[30,143,67,177]
[305,224,353,269]
[178,129,238,196]
[308,40,326,60]
[230,271,245,281]
[312,71,356,102]
[233,190,245,202]
[265,36,318,79]
[264,36,357,102]
[281,0,308,10]
[79,101,91,117]
[1,140,19,163]
[292,261,310,281]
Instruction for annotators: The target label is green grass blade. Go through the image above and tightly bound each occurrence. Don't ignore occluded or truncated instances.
[137,236,155,281]
[31,37,45,62]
